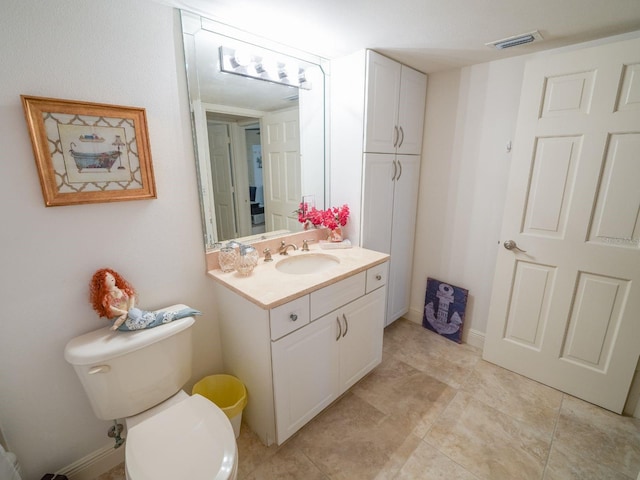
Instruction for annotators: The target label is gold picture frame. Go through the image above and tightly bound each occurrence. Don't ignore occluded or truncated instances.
[21,95,157,207]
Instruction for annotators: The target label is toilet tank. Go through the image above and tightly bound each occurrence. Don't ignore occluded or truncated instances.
[64,305,196,420]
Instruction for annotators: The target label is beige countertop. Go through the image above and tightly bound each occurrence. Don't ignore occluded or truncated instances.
[207,244,389,309]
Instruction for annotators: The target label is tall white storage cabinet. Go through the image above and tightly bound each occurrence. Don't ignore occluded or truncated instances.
[331,50,427,326]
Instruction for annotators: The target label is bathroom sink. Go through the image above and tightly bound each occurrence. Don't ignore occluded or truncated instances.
[276,253,340,275]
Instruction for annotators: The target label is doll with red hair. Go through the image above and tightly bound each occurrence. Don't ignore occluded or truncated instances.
[90,268,137,330]
[90,268,201,331]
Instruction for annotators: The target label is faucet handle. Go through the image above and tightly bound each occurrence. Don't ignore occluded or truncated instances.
[302,239,315,251]
[263,248,273,262]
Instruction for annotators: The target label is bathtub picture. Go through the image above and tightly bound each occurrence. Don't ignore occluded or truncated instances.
[22,95,157,206]
[58,124,132,184]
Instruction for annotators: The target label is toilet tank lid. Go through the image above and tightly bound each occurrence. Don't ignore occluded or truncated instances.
[64,304,196,365]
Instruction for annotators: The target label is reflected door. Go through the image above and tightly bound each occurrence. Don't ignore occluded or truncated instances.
[208,123,237,241]
[262,108,301,232]
[483,37,640,413]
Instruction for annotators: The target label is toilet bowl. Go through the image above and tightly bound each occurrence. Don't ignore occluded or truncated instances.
[125,391,237,480]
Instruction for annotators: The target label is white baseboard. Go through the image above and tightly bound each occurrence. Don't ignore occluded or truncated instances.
[404,307,485,350]
[464,329,485,350]
[404,307,423,325]
[57,442,124,480]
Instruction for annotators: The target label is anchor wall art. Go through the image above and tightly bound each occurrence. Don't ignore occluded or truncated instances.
[422,277,469,344]
[21,95,156,206]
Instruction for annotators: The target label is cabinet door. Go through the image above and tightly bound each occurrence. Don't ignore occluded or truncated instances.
[271,314,340,444]
[338,287,386,392]
[396,66,427,155]
[361,153,395,255]
[387,155,421,325]
[364,51,401,154]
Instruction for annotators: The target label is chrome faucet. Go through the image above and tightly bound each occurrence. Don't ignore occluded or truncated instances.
[279,241,298,255]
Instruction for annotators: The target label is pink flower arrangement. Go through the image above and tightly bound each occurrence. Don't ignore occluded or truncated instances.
[297,202,349,231]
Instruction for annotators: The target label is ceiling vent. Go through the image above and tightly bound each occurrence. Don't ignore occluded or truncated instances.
[486,30,543,50]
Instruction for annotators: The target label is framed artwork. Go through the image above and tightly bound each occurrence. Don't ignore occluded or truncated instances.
[21,95,156,207]
[422,277,469,344]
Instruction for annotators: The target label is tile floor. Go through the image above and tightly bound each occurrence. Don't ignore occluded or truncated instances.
[96,318,640,480]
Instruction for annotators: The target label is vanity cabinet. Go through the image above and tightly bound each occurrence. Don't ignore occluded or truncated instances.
[213,261,388,446]
[272,287,385,443]
[331,49,427,326]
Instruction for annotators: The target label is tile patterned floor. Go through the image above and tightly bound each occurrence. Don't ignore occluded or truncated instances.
[96,318,640,480]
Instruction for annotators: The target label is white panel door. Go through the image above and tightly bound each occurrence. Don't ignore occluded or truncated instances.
[483,37,640,413]
[262,108,301,232]
[208,123,237,241]
[272,313,339,444]
[339,288,385,392]
[364,51,401,154]
[387,155,421,325]
[361,153,395,255]
[397,66,427,155]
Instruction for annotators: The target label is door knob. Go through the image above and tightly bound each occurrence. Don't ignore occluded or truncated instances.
[504,240,527,253]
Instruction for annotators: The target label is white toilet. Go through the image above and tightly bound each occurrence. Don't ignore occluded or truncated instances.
[64,304,237,480]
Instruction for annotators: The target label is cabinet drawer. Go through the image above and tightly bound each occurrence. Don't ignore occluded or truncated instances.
[310,272,366,320]
[366,262,388,293]
[270,295,310,341]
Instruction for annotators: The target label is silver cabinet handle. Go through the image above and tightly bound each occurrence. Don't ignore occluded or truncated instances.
[290,313,298,322]
[336,316,342,341]
[398,126,404,148]
[397,160,402,181]
[342,314,348,337]
[392,159,397,181]
[393,126,399,147]
[504,240,527,253]
[375,274,382,280]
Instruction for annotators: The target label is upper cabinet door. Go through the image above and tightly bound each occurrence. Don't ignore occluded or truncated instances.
[397,66,427,155]
[364,51,401,154]
[364,51,427,155]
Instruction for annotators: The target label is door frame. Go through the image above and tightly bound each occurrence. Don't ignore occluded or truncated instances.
[196,103,266,244]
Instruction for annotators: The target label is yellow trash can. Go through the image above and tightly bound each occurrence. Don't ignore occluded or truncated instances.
[192,374,247,438]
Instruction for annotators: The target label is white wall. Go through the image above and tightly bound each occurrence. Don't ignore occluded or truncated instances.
[0,1,223,478]
[407,56,527,341]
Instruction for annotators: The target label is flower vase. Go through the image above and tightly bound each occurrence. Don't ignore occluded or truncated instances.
[329,227,343,242]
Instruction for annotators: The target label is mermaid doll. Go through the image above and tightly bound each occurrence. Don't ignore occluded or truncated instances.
[90,268,200,331]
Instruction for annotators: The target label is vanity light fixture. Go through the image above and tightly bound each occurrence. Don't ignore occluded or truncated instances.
[219,46,311,89]
[486,30,543,49]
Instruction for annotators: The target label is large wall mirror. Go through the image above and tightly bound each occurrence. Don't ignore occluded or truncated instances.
[181,11,328,250]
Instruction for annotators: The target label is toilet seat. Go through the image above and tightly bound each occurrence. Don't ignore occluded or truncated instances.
[125,394,237,480]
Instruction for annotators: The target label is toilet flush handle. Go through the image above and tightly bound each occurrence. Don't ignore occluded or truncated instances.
[88,365,111,374]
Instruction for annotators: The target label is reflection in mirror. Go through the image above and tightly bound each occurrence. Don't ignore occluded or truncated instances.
[180,11,327,250]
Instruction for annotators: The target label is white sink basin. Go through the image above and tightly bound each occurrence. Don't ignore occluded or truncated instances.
[276,253,340,275]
